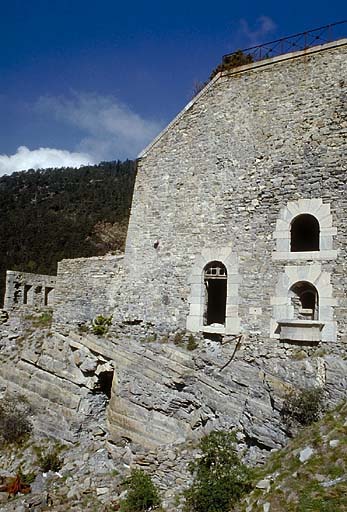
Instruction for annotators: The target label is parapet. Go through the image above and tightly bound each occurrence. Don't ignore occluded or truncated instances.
[53,254,124,330]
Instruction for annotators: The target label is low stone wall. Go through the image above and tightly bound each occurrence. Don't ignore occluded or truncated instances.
[53,255,124,330]
[3,270,56,312]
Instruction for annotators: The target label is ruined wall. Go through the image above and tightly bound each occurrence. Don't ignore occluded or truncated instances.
[4,270,56,311]
[120,40,347,347]
[53,255,123,330]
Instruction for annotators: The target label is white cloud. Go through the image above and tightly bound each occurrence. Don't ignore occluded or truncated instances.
[237,16,277,47]
[0,146,94,176]
[36,92,163,161]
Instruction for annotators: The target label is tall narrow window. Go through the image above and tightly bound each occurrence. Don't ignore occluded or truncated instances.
[290,281,318,320]
[203,261,227,326]
[291,214,320,252]
[23,284,33,305]
[44,287,54,306]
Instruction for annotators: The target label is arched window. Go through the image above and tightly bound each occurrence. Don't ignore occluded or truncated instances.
[203,261,227,326]
[290,281,318,320]
[291,214,320,252]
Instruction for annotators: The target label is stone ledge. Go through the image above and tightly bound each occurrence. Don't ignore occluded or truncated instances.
[277,319,324,343]
[272,250,337,261]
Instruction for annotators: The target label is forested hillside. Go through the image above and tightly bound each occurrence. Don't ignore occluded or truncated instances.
[0,160,136,306]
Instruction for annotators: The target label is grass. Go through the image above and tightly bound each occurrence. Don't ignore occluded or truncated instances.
[235,401,347,512]
[25,311,53,328]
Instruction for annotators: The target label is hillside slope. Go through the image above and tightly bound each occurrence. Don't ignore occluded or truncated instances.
[236,401,347,512]
[0,160,136,305]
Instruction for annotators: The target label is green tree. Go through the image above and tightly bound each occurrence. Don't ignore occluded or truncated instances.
[120,469,161,512]
[184,431,252,512]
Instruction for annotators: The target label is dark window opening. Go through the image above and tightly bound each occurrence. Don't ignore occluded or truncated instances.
[204,261,227,326]
[291,214,320,252]
[44,287,54,306]
[97,371,114,399]
[13,282,21,304]
[23,285,33,305]
[290,282,318,320]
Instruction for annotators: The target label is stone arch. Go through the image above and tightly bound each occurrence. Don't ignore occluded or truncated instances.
[186,246,240,334]
[273,198,337,260]
[289,281,319,320]
[271,264,337,342]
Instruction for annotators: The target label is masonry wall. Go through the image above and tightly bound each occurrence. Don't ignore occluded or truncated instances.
[4,270,56,311]
[53,255,123,330]
[120,40,347,346]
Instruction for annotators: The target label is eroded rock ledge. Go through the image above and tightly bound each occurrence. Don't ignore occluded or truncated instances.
[1,315,347,510]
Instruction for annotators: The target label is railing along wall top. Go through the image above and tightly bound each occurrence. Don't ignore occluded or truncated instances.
[222,21,347,65]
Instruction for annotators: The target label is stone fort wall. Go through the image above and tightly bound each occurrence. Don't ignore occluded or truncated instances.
[4,270,56,311]
[119,40,347,346]
[53,255,123,329]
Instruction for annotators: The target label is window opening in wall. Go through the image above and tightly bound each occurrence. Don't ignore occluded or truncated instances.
[291,214,320,252]
[44,287,54,306]
[23,284,33,305]
[13,282,21,304]
[290,282,318,320]
[204,261,227,326]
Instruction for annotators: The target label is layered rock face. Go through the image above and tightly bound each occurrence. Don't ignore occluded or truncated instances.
[2,315,347,460]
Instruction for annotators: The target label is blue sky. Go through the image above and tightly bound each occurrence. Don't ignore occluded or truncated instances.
[0,0,345,174]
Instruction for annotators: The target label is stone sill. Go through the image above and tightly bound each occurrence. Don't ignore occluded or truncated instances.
[202,324,226,334]
[272,250,337,261]
[277,319,324,343]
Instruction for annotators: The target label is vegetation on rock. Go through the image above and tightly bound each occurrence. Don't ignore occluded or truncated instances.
[91,314,113,336]
[0,396,32,445]
[120,469,161,511]
[281,386,326,432]
[235,401,347,512]
[37,447,63,473]
[184,431,252,512]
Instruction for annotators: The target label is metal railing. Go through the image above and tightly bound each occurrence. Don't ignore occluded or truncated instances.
[223,21,347,64]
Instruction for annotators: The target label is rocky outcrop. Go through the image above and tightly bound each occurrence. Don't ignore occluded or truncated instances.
[2,315,347,510]
[2,316,347,460]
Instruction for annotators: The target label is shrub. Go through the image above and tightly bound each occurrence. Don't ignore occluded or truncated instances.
[120,469,161,511]
[37,448,63,472]
[184,431,252,512]
[17,466,36,485]
[91,314,113,336]
[281,387,325,430]
[173,332,184,346]
[210,50,254,79]
[187,334,198,351]
[0,397,32,445]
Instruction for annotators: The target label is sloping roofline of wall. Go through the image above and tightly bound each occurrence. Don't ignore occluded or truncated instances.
[138,38,347,159]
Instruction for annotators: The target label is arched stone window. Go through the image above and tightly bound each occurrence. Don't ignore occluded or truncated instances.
[291,214,320,252]
[186,246,240,335]
[203,261,227,326]
[290,281,318,320]
[271,264,336,342]
[272,199,336,261]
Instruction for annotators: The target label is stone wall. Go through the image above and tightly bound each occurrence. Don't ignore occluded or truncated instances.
[120,40,347,348]
[53,255,124,330]
[3,270,56,311]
